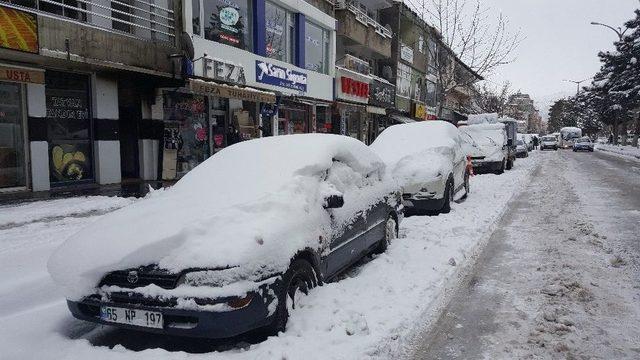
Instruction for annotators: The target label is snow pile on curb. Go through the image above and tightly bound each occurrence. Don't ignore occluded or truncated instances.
[595,144,640,160]
[0,196,135,228]
[1,153,540,360]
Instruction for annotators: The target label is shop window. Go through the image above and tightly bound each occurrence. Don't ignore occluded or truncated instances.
[0,82,26,188]
[396,62,412,98]
[277,102,308,135]
[203,0,252,51]
[163,92,209,178]
[315,106,332,133]
[265,1,295,64]
[192,0,201,35]
[45,71,93,185]
[426,80,437,107]
[305,21,330,74]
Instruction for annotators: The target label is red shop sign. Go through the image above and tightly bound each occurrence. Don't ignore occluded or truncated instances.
[341,77,369,99]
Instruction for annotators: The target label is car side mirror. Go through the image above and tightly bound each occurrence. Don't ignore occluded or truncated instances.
[324,195,344,209]
[507,139,513,147]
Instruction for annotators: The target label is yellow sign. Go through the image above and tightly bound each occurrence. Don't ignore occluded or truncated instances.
[0,65,44,84]
[0,6,38,54]
[414,103,427,120]
[189,79,276,103]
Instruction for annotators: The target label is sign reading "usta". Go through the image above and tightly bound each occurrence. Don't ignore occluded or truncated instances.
[255,60,307,92]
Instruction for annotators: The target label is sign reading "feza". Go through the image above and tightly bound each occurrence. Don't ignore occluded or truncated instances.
[255,60,307,92]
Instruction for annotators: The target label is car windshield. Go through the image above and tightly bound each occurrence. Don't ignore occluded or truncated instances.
[543,137,555,141]
[577,138,591,143]
[517,140,525,145]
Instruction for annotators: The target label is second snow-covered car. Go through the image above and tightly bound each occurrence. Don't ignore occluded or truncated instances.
[370,121,470,215]
[48,134,402,339]
[573,137,594,152]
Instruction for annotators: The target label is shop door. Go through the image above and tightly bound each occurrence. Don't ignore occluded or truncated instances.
[45,71,93,186]
[0,82,27,189]
[118,83,140,179]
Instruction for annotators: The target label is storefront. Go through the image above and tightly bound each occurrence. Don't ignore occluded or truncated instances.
[160,79,276,180]
[44,71,94,186]
[334,67,372,143]
[368,77,396,141]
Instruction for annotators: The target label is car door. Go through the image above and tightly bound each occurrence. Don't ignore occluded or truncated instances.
[452,134,467,193]
[323,161,386,278]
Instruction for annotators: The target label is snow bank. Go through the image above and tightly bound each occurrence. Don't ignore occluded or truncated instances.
[467,113,499,124]
[595,143,640,160]
[48,134,392,300]
[0,196,135,228]
[370,121,461,188]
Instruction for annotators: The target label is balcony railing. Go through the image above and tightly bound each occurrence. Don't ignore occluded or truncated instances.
[2,0,175,41]
[334,0,392,39]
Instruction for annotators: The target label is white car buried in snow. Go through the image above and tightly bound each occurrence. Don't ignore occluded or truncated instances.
[47,134,403,339]
[460,123,511,174]
[370,121,470,216]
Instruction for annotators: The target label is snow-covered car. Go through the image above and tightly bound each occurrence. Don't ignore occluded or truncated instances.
[540,135,558,151]
[48,134,403,339]
[370,121,470,215]
[515,139,529,158]
[459,123,511,174]
[573,137,594,152]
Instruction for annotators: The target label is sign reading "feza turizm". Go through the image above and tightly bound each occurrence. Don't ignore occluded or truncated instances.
[255,60,308,92]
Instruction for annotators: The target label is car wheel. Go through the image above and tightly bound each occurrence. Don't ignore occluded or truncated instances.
[269,259,317,335]
[441,178,454,213]
[375,215,398,254]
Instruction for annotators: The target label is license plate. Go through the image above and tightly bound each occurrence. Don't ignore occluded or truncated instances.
[100,305,163,329]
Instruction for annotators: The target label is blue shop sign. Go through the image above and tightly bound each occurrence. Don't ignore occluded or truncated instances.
[255,60,308,92]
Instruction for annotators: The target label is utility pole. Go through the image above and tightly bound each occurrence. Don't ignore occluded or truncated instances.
[563,78,591,96]
[590,21,628,41]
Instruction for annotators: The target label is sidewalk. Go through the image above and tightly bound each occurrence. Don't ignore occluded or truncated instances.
[596,143,640,160]
[0,180,175,206]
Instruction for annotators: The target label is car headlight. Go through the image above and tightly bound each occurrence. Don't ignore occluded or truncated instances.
[177,268,244,287]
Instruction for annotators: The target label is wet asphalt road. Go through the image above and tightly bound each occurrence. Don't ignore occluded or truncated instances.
[406,149,640,359]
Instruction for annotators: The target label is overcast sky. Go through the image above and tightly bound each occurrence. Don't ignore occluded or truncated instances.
[481,0,639,107]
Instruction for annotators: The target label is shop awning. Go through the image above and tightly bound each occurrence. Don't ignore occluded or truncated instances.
[390,114,416,124]
[366,106,387,115]
[188,79,277,103]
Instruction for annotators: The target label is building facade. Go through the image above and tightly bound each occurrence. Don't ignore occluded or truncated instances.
[0,0,181,193]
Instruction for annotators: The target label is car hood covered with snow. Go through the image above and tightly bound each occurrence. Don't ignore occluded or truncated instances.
[459,124,506,161]
[48,135,389,300]
[370,121,460,189]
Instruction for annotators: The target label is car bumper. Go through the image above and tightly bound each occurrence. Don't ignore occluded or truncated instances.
[540,144,557,150]
[403,197,446,214]
[471,160,503,172]
[67,283,279,339]
[573,146,593,151]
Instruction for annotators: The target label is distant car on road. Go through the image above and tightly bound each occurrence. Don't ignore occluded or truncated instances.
[370,121,469,215]
[573,137,594,152]
[48,134,403,339]
[515,139,529,158]
[540,135,558,151]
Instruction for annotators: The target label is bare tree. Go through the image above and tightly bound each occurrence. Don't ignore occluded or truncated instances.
[410,0,522,116]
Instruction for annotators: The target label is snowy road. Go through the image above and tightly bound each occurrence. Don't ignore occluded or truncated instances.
[406,149,640,359]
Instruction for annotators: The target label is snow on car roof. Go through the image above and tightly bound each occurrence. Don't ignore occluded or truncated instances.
[370,121,459,188]
[48,134,390,300]
[370,121,460,163]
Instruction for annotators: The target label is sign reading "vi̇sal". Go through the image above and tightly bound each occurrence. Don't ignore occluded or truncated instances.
[255,60,307,92]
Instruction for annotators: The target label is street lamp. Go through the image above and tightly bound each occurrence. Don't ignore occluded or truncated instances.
[590,21,628,41]
[563,78,591,96]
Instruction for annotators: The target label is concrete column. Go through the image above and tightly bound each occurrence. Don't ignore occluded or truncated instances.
[139,91,163,181]
[26,83,50,192]
[92,75,122,185]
